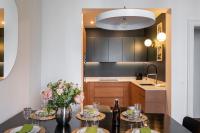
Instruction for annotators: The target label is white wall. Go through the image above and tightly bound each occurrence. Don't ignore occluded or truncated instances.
[41,0,200,123]
[193,28,200,117]
[0,0,41,123]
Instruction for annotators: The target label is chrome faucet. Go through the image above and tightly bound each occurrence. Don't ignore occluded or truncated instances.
[146,64,158,84]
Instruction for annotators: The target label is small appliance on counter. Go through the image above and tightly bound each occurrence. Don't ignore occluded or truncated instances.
[136,73,143,80]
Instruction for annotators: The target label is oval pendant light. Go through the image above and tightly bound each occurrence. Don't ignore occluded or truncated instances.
[96,9,155,30]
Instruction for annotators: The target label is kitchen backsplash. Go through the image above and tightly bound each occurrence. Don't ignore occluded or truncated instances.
[84,62,165,81]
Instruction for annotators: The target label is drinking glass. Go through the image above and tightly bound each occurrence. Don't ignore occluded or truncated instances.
[23,107,32,120]
[93,101,100,111]
[134,103,141,119]
[32,112,40,126]
[134,104,141,111]
[91,117,99,127]
[129,123,141,132]
[83,120,89,127]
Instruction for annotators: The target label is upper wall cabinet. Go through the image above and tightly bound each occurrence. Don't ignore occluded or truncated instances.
[109,38,122,62]
[86,37,109,62]
[86,37,95,62]
[94,38,109,62]
[86,37,147,62]
[122,37,134,62]
[134,38,147,62]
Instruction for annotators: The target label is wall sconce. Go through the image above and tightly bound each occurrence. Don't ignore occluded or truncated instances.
[144,39,152,47]
[157,32,166,42]
[144,32,166,47]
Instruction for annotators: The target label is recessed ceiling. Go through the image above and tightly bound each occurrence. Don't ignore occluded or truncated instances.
[0,9,4,28]
[83,8,168,28]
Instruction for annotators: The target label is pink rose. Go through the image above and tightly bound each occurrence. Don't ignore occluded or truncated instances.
[41,88,52,100]
[74,92,85,104]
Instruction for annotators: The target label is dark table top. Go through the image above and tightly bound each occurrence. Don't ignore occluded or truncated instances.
[0,111,191,133]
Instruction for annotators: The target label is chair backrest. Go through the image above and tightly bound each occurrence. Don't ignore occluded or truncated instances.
[182,116,200,133]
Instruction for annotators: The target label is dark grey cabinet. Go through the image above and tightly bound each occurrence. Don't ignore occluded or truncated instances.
[86,37,95,62]
[94,38,109,62]
[109,38,122,62]
[86,37,147,62]
[122,37,134,62]
[134,38,147,62]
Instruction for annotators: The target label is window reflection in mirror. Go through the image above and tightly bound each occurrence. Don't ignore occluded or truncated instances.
[0,9,4,79]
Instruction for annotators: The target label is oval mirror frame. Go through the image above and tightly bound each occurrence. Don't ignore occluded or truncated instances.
[0,0,18,80]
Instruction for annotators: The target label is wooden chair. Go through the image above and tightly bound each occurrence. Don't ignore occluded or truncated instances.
[182,116,200,133]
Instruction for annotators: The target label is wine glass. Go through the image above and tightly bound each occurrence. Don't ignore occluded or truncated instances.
[91,117,99,127]
[93,101,100,111]
[32,113,40,126]
[23,107,32,120]
[134,103,141,119]
[129,123,141,132]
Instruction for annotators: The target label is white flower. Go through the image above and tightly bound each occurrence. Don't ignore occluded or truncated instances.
[57,88,64,95]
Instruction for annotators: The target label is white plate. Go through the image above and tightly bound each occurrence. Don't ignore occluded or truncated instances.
[10,126,41,133]
[35,109,55,117]
[77,127,104,133]
[131,128,159,133]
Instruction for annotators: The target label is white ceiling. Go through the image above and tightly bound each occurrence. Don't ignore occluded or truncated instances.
[0,9,4,28]
[83,8,168,28]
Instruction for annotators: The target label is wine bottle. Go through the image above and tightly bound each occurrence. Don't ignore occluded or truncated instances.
[112,99,120,127]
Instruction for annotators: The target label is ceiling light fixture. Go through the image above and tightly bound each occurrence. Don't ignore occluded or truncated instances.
[90,20,94,25]
[96,8,155,30]
[1,21,4,25]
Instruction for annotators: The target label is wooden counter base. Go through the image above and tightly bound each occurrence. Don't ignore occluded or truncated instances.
[84,82,166,113]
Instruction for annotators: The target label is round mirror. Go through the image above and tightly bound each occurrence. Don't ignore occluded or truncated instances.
[0,0,18,80]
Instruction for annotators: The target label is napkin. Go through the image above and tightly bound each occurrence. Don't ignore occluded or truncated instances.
[85,126,97,133]
[16,124,33,133]
[140,127,151,133]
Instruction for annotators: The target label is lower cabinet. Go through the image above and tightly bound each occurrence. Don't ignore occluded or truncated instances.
[130,83,166,113]
[84,82,166,113]
[84,82,130,107]
[130,83,145,111]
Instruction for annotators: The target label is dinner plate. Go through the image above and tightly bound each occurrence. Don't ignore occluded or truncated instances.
[10,126,40,133]
[35,109,55,117]
[122,111,142,117]
[81,109,100,118]
[77,127,105,133]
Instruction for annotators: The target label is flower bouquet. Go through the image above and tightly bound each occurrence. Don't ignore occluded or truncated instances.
[41,79,84,125]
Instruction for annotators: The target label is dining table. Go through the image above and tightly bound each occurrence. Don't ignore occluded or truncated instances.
[0,109,191,133]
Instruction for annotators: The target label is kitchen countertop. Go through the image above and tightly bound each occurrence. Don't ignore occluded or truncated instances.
[84,77,166,91]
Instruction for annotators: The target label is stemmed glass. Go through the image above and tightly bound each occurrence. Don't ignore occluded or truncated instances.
[129,122,144,132]
[23,107,32,120]
[93,101,100,112]
[134,103,141,120]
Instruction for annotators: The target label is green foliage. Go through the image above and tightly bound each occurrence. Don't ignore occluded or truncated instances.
[46,79,81,110]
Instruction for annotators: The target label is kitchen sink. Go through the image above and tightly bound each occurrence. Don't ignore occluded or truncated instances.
[139,83,155,86]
